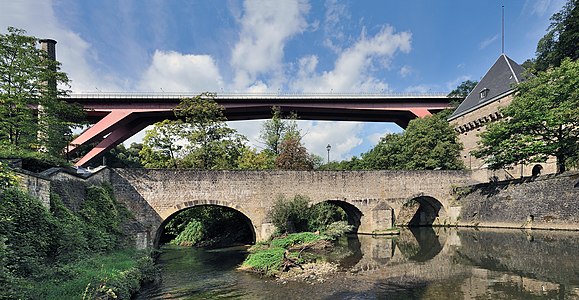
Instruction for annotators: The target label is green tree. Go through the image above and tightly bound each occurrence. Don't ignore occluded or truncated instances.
[236,146,275,170]
[402,111,464,170]
[473,58,579,173]
[358,133,406,170]
[353,111,463,170]
[104,142,143,168]
[0,162,18,190]
[535,0,579,72]
[175,92,246,169]
[447,80,478,98]
[140,120,185,168]
[0,27,84,156]
[259,106,300,156]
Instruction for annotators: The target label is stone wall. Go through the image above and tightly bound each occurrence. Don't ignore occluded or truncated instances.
[15,170,51,208]
[455,172,579,230]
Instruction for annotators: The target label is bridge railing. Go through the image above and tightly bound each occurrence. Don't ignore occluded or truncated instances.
[66,91,449,100]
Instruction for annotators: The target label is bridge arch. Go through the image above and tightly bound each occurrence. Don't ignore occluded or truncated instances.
[154,200,256,248]
[408,195,447,226]
[321,200,364,232]
[397,194,447,227]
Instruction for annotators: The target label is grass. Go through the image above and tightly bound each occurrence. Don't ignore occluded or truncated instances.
[28,249,148,300]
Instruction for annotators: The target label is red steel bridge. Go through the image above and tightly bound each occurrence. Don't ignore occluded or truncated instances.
[64,92,452,167]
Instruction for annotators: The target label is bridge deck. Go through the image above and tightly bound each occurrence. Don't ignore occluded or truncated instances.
[64,92,454,167]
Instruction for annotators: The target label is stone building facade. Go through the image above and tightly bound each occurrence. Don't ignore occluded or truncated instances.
[448,54,557,182]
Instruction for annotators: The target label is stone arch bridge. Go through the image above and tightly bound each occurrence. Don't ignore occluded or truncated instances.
[109,169,474,248]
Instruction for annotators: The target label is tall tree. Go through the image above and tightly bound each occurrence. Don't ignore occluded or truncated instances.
[139,120,185,168]
[472,58,579,173]
[346,111,463,170]
[174,92,246,169]
[535,0,579,72]
[0,27,83,156]
[259,106,300,156]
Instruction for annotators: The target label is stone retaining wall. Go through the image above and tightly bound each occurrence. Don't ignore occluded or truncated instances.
[455,172,579,230]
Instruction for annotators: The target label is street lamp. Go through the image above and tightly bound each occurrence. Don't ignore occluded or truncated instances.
[326,144,331,164]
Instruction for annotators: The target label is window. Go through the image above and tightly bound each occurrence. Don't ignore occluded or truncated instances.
[479,88,489,100]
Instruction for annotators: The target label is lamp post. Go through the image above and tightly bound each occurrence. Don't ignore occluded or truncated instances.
[326,144,331,164]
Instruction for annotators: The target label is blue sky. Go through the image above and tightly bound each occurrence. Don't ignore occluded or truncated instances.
[1,0,565,161]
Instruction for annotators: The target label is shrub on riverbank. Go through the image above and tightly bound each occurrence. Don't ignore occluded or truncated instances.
[241,222,352,277]
[270,195,348,234]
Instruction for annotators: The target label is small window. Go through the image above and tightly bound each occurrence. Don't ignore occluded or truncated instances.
[479,88,489,99]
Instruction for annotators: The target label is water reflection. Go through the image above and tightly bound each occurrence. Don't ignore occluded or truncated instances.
[137,228,579,299]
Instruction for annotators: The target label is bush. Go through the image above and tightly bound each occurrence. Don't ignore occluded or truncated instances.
[270,232,325,249]
[270,195,348,234]
[242,247,285,275]
[171,220,204,246]
[270,195,311,233]
[0,187,55,277]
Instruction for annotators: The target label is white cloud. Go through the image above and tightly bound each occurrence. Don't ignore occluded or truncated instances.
[300,121,363,161]
[479,34,499,50]
[524,0,565,17]
[404,84,434,94]
[445,75,472,92]
[0,0,121,92]
[399,65,412,77]
[290,25,411,92]
[323,0,351,52]
[138,50,224,92]
[231,0,310,89]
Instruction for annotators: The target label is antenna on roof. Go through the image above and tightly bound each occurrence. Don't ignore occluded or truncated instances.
[501,4,505,54]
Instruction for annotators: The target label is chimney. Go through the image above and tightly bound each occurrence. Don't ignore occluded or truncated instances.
[38,39,57,92]
[39,39,57,61]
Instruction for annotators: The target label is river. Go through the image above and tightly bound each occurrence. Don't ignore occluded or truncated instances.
[136,227,579,299]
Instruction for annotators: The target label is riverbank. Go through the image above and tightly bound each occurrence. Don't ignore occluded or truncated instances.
[24,249,156,299]
[239,222,354,280]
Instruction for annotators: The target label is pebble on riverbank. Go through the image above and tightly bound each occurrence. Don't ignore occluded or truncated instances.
[277,262,339,283]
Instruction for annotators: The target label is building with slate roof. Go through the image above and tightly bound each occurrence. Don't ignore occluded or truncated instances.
[448,54,557,181]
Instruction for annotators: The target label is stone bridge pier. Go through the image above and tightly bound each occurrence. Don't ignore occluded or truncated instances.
[109,169,474,248]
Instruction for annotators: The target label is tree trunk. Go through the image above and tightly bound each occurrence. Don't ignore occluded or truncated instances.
[556,154,566,174]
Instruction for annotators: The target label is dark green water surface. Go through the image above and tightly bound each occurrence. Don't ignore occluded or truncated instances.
[136,228,579,299]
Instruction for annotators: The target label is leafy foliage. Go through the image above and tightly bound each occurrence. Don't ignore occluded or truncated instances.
[171,219,204,246]
[534,0,579,72]
[242,247,286,275]
[352,111,464,170]
[139,93,246,169]
[0,27,84,157]
[259,106,300,156]
[0,162,18,189]
[473,58,579,173]
[0,188,54,277]
[270,232,324,249]
[269,195,347,234]
[447,80,478,107]
[236,146,275,170]
[163,205,254,247]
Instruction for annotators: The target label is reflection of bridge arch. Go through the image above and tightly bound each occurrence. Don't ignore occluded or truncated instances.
[154,200,256,248]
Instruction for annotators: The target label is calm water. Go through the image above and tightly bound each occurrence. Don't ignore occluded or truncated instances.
[136,228,579,299]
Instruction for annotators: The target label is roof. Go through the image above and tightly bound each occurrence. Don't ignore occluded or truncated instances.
[448,54,527,120]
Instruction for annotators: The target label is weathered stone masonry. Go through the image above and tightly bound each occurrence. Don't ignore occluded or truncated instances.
[456,172,579,230]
